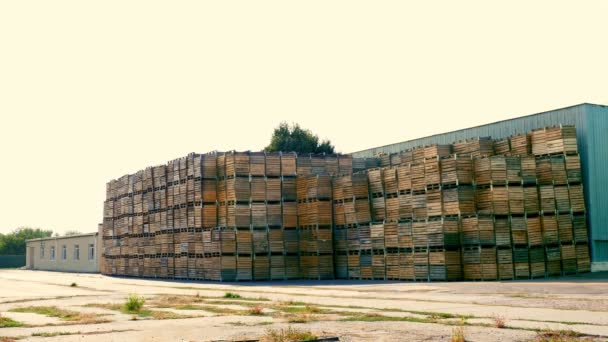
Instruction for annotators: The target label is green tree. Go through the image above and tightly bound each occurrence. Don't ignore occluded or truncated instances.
[265,122,335,154]
[0,227,53,255]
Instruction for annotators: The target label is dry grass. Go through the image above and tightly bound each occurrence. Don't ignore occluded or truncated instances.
[8,306,108,325]
[285,313,315,324]
[534,329,589,342]
[451,326,466,342]
[32,331,77,337]
[261,326,317,342]
[491,313,507,328]
[0,337,19,342]
[248,305,265,316]
[85,303,191,320]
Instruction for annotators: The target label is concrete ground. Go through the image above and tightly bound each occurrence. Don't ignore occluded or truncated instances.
[0,270,607,341]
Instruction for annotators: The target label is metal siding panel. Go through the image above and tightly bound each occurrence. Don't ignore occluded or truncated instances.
[585,105,608,248]
[593,241,608,262]
[353,105,586,158]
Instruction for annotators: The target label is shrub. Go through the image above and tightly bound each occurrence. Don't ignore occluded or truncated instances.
[492,314,507,328]
[262,326,317,342]
[224,292,241,299]
[124,294,145,312]
[249,305,265,316]
[70,282,78,287]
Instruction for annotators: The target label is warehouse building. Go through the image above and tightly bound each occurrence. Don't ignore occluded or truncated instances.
[26,232,101,273]
[352,103,608,271]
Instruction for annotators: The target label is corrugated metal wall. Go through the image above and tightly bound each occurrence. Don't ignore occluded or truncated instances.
[351,103,608,263]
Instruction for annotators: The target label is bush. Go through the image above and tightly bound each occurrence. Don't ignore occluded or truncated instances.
[70,282,78,287]
[124,294,145,312]
[492,314,507,328]
[224,292,241,299]
[249,305,264,316]
[262,326,317,342]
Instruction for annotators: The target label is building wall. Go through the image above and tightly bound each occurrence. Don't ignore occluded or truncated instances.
[351,103,608,265]
[26,234,99,273]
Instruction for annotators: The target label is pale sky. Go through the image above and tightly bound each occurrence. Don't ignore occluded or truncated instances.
[1,1,607,235]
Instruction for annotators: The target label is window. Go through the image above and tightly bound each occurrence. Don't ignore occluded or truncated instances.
[40,244,45,259]
[89,244,95,260]
[74,245,80,260]
[50,246,55,260]
[62,245,67,260]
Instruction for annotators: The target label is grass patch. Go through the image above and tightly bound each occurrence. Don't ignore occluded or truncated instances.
[534,329,588,342]
[339,313,433,323]
[272,304,326,314]
[8,306,107,324]
[85,303,190,320]
[0,315,24,328]
[181,305,242,315]
[262,326,317,342]
[224,292,241,299]
[124,294,145,312]
[31,331,76,337]
[227,321,274,326]
[285,313,316,324]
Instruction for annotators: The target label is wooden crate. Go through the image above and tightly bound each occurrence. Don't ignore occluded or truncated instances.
[494,138,510,155]
[386,194,400,221]
[521,156,537,184]
[536,157,553,185]
[572,214,588,243]
[474,157,491,185]
[510,133,530,156]
[412,221,427,248]
[539,185,555,213]
[565,154,581,183]
[546,125,578,155]
[551,155,567,185]
[576,243,591,273]
[523,186,539,213]
[461,216,480,245]
[397,221,413,249]
[531,128,547,156]
[411,193,427,220]
[569,184,585,213]
[383,168,398,194]
[424,145,452,159]
[281,152,297,176]
[513,247,530,279]
[398,192,412,219]
[397,164,413,191]
[508,186,525,214]
[510,216,527,245]
[367,169,384,194]
[426,189,442,217]
[441,185,475,215]
[541,214,558,245]
[249,152,265,176]
[424,159,440,186]
[497,248,514,280]
[384,221,398,248]
[440,157,473,185]
[411,163,426,192]
[529,246,546,278]
[527,216,542,246]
